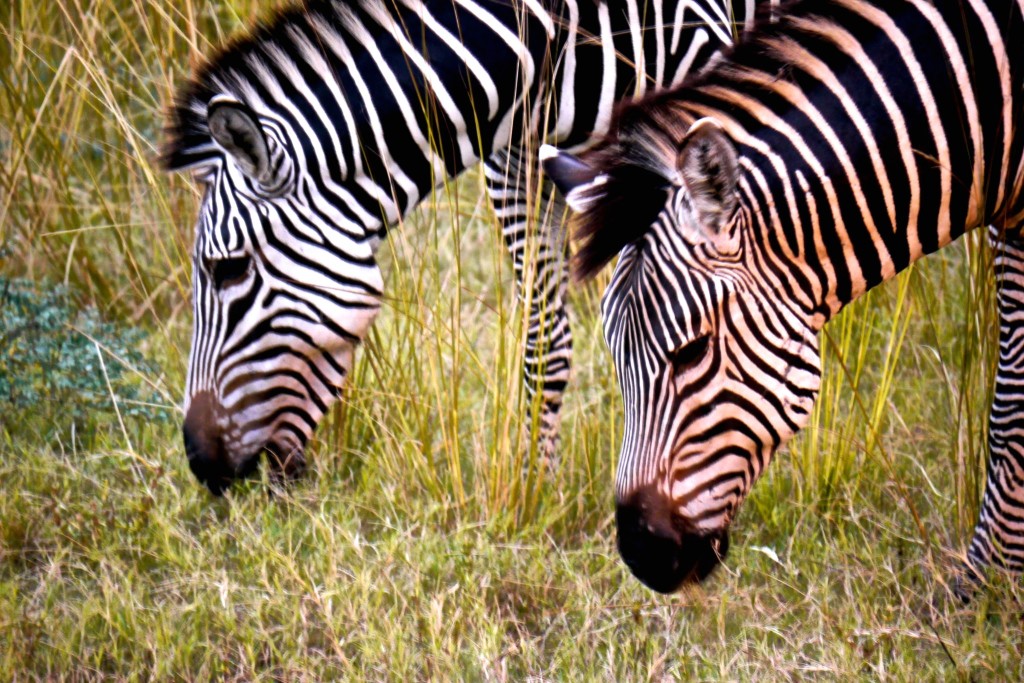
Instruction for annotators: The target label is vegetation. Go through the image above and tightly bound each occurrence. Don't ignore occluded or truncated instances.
[0,278,170,445]
[2,1,1021,679]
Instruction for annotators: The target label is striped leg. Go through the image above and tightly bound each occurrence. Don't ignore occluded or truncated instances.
[967,230,1024,575]
[484,146,572,465]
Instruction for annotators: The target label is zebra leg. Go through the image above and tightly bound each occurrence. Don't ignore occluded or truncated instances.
[964,229,1024,586]
[483,146,572,467]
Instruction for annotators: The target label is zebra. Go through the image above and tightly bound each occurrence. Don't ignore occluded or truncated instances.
[161,0,766,495]
[544,0,1024,593]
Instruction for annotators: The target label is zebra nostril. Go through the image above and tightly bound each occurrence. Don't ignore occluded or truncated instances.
[182,425,202,461]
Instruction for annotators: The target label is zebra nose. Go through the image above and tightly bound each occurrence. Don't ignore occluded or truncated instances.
[183,391,231,496]
[615,489,729,593]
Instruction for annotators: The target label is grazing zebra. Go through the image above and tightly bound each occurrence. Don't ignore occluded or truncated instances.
[544,0,1024,593]
[161,0,766,495]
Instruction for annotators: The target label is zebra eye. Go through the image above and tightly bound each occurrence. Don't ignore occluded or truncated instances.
[669,334,711,375]
[210,255,251,290]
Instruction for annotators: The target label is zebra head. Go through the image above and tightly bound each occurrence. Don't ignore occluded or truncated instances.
[544,118,821,593]
[163,96,384,495]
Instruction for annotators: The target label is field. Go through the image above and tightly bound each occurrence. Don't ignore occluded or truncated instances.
[2,1,1023,679]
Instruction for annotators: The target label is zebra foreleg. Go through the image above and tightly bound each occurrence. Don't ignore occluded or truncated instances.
[962,230,1024,596]
[484,147,572,469]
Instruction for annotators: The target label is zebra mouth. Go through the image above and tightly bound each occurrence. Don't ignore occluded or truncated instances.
[615,500,730,593]
[187,456,234,497]
[621,528,730,593]
[186,445,262,497]
[184,438,305,497]
[203,443,306,496]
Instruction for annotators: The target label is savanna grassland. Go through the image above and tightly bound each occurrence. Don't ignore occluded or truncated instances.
[1,1,1023,679]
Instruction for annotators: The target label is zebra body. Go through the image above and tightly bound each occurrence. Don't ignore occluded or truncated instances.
[545,0,1024,592]
[163,0,761,494]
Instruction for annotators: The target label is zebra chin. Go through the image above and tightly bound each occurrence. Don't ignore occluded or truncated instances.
[615,486,730,593]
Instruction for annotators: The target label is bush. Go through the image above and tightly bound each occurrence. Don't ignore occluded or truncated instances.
[0,278,172,444]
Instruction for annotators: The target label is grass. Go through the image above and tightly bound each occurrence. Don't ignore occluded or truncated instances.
[2,0,1023,679]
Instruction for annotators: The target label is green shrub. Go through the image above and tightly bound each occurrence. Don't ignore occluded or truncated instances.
[0,277,172,444]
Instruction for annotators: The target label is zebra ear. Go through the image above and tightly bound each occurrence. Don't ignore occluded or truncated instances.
[207,97,273,184]
[540,145,607,214]
[676,118,739,236]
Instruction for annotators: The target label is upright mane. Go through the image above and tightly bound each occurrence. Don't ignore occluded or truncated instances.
[569,106,688,281]
[571,0,810,280]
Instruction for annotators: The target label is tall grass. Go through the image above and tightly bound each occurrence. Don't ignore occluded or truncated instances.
[2,1,1021,679]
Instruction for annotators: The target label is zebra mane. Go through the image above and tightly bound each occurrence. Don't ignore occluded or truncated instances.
[572,0,814,280]
[160,0,374,172]
[570,114,681,281]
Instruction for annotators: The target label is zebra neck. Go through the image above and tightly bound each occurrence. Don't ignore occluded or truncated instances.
[304,0,558,225]
[679,0,1024,331]
[164,0,563,227]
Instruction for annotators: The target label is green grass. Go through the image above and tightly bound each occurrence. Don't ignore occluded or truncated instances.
[2,1,1023,679]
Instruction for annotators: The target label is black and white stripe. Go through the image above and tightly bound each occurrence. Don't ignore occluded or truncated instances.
[162,0,764,494]
[546,0,1024,593]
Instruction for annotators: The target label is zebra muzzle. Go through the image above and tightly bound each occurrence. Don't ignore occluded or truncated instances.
[615,489,730,593]
[183,391,236,496]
